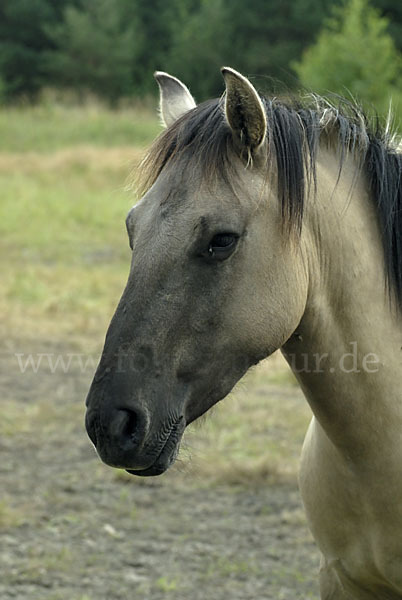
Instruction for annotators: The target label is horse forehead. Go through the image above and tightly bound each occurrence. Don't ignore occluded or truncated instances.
[131,182,237,226]
[126,191,201,248]
[128,191,195,232]
[129,156,261,232]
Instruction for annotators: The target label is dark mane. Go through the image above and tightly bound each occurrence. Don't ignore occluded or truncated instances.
[139,94,402,305]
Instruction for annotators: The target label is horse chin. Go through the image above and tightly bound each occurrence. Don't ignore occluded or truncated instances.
[126,433,182,477]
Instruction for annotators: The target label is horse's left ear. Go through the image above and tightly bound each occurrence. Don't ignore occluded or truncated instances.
[154,71,197,128]
[221,67,267,152]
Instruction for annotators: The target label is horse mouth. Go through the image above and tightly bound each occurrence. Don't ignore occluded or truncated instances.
[126,418,184,477]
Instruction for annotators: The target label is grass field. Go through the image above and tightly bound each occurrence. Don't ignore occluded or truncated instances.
[0,102,319,599]
[0,104,158,339]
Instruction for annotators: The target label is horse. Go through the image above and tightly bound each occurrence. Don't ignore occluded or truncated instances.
[85,67,402,599]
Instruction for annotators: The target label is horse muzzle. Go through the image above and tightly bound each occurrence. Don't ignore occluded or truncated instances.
[85,400,186,476]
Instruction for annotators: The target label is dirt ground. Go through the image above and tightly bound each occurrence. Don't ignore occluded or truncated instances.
[0,337,320,600]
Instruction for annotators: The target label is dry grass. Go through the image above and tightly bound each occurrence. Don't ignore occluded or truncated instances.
[177,353,310,485]
[0,146,144,174]
[0,144,142,345]
[0,102,161,152]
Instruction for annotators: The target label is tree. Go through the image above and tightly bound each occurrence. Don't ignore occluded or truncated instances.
[167,0,227,100]
[372,0,402,53]
[0,0,72,100]
[166,0,343,100]
[0,0,400,105]
[119,0,201,96]
[293,0,402,113]
[224,0,342,87]
[45,0,142,105]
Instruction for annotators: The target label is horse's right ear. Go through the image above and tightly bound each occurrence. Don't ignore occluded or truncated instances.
[221,67,267,152]
[154,71,196,128]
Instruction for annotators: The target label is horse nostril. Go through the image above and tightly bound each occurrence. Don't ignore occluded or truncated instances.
[111,409,141,449]
[122,410,138,440]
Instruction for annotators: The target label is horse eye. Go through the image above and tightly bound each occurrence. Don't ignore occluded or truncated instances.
[206,233,239,260]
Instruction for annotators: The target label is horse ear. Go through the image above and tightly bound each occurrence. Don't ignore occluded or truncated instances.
[154,71,196,128]
[221,67,267,151]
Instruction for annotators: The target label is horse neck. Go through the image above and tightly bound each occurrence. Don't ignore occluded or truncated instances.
[282,147,402,462]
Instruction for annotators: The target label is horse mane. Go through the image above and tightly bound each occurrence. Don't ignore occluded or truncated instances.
[138,94,402,305]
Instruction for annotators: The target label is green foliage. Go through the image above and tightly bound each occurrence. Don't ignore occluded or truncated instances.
[156,577,179,592]
[0,0,400,107]
[293,0,402,113]
[0,76,6,104]
[0,0,71,100]
[118,0,201,96]
[167,0,227,99]
[168,0,342,100]
[372,0,402,52]
[45,0,141,105]
[221,0,340,89]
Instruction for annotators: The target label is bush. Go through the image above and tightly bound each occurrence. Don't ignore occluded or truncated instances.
[293,0,402,115]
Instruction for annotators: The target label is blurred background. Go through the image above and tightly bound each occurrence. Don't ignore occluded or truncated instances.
[0,1,400,599]
[0,0,401,111]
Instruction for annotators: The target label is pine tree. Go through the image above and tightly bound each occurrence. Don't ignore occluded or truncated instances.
[45,0,140,105]
[0,0,71,100]
[293,0,402,113]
